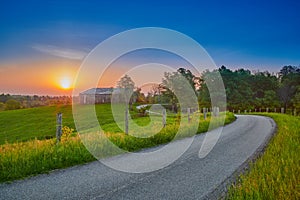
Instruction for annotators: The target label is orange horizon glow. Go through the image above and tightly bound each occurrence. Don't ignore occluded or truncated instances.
[0,58,126,96]
[0,58,178,96]
[58,77,73,90]
[0,59,81,96]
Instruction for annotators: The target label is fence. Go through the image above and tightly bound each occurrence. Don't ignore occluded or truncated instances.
[230,107,298,116]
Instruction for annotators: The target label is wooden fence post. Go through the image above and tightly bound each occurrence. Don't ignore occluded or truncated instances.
[162,109,167,127]
[281,107,284,114]
[203,108,207,120]
[56,113,62,144]
[187,108,191,123]
[125,108,129,134]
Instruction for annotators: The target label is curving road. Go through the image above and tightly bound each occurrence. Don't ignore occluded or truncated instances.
[0,115,276,200]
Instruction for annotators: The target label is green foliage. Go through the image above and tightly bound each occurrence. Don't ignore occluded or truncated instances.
[292,86,300,109]
[262,90,280,108]
[0,102,5,111]
[0,93,72,110]
[160,68,200,111]
[278,66,300,109]
[227,114,300,200]
[117,74,136,104]
[199,65,299,111]
[5,99,21,110]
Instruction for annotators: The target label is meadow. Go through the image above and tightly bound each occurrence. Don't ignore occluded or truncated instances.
[0,105,75,144]
[0,104,235,182]
[227,113,300,200]
[0,104,178,144]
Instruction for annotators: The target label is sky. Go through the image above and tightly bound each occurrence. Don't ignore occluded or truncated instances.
[0,0,299,95]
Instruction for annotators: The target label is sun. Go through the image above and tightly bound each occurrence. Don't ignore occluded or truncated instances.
[60,77,72,90]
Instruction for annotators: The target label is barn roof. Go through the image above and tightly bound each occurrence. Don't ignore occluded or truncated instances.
[80,88,120,95]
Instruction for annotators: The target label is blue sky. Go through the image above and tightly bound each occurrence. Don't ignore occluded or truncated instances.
[0,0,299,71]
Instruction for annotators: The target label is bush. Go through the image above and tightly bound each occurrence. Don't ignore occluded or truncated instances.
[5,99,21,110]
[0,102,5,111]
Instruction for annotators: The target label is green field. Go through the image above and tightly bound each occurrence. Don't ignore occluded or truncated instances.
[227,113,300,200]
[0,104,193,144]
[0,104,236,182]
[0,105,75,144]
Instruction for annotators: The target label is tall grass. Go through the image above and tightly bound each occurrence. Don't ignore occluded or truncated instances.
[227,113,300,200]
[0,112,235,183]
[0,137,95,182]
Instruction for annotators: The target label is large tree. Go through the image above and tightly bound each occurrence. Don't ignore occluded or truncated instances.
[278,66,300,110]
[116,74,136,108]
[160,68,199,112]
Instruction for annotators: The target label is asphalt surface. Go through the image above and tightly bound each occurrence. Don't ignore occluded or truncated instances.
[0,115,276,200]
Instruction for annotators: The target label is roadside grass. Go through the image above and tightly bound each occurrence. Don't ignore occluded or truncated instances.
[0,108,235,183]
[227,113,300,200]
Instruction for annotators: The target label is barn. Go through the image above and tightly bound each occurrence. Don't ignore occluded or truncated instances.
[79,88,121,104]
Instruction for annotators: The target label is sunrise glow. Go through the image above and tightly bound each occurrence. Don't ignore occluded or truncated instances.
[60,77,72,90]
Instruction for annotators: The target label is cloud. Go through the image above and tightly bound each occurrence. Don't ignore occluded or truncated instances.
[32,44,88,60]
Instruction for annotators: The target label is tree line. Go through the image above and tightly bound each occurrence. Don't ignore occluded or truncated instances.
[0,94,72,111]
[1,65,299,112]
[137,65,300,112]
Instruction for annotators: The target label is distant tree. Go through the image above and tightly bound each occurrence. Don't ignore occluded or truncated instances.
[134,87,146,103]
[5,99,21,110]
[0,93,11,103]
[177,68,201,91]
[0,102,5,111]
[291,86,300,110]
[214,66,253,110]
[160,72,180,112]
[160,68,199,112]
[263,90,280,108]
[250,71,279,108]
[279,65,300,78]
[117,74,136,109]
[278,66,300,109]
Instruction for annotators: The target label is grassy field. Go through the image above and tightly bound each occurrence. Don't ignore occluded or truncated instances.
[0,105,147,143]
[0,104,236,182]
[227,113,300,200]
[0,105,75,144]
[0,104,192,144]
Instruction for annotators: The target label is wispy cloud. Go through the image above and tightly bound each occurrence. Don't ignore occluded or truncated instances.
[32,44,88,60]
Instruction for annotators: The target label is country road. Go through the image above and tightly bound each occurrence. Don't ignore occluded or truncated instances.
[0,115,276,200]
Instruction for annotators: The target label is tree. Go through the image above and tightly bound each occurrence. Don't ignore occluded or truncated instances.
[177,68,201,91]
[0,102,5,111]
[263,90,280,108]
[116,74,136,109]
[291,86,300,110]
[160,68,199,112]
[278,66,300,109]
[134,87,146,103]
[5,99,21,110]
[0,93,11,103]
